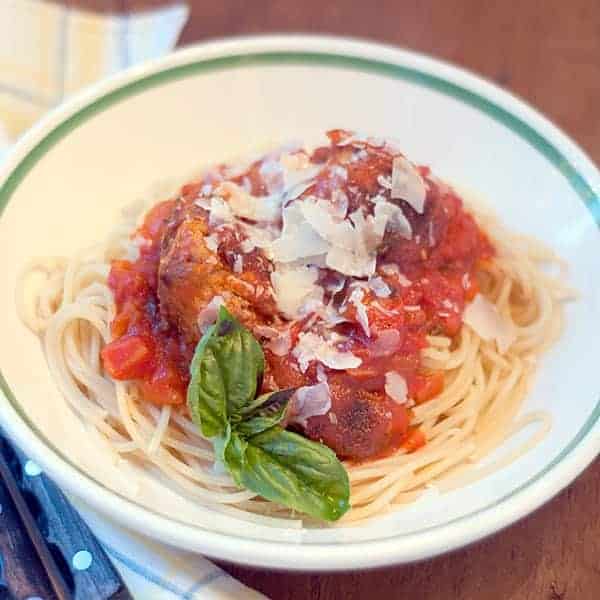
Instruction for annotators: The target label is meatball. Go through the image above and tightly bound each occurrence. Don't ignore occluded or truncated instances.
[157,204,276,345]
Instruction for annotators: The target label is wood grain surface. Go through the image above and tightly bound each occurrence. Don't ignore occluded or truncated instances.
[64,1,600,598]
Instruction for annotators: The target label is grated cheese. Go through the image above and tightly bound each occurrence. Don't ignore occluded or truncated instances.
[348,287,370,337]
[293,332,362,372]
[289,382,331,427]
[391,155,427,214]
[270,264,323,319]
[385,371,408,404]
[463,294,516,354]
[368,276,392,298]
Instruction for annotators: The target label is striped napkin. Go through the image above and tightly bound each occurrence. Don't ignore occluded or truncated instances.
[0,0,189,137]
[0,2,267,598]
[73,500,266,599]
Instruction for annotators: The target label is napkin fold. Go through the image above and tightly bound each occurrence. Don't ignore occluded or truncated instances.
[0,2,267,598]
[74,501,266,600]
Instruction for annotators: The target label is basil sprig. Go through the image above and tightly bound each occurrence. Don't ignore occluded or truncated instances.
[187,307,350,521]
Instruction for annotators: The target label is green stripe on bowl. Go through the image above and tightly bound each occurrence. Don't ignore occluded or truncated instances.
[1,53,597,219]
[0,50,598,545]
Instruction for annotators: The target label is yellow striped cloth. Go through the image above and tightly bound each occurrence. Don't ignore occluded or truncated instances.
[0,0,189,138]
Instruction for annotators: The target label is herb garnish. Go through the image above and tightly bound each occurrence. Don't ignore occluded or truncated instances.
[187,307,350,521]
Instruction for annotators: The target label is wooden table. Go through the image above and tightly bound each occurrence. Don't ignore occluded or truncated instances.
[73,1,600,597]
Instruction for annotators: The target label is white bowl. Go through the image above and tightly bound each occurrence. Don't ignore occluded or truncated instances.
[0,35,599,571]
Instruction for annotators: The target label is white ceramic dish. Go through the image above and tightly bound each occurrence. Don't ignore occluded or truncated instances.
[0,35,599,571]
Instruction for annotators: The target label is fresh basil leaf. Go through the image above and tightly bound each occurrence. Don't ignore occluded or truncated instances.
[187,306,350,522]
[222,431,247,485]
[214,307,265,419]
[236,389,295,437]
[212,424,232,464]
[224,427,350,522]
[187,307,264,438]
[187,323,226,438]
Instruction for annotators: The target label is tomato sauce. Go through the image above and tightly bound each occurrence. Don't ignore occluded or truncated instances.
[101,131,494,461]
[101,200,193,405]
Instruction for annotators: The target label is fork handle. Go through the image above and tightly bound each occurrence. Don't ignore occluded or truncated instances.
[0,476,58,599]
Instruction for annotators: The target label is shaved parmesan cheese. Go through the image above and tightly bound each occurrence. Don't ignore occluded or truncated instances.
[330,189,349,219]
[463,294,516,354]
[299,200,379,277]
[385,371,408,404]
[232,254,243,273]
[208,196,234,226]
[317,301,349,328]
[270,191,412,279]
[194,196,212,210]
[283,178,316,202]
[326,246,376,278]
[238,223,277,254]
[377,174,392,189]
[266,329,292,356]
[197,296,225,333]
[289,382,331,427]
[325,274,346,295]
[269,204,329,263]
[240,239,255,253]
[270,264,323,319]
[373,199,412,240]
[216,181,283,222]
[316,363,328,383]
[259,158,285,193]
[204,233,219,253]
[348,287,370,337]
[300,199,356,250]
[293,332,362,372]
[391,155,427,214]
[368,276,392,298]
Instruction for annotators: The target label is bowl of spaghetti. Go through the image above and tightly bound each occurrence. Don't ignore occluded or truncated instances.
[0,36,599,570]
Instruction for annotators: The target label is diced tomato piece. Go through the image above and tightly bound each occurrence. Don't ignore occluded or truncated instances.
[412,371,445,404]
[110,301,145,338]
[402,428,426,453]
[101,335,154,380]
[411,371,444,404]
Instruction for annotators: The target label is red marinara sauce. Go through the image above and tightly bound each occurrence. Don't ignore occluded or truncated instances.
[101,200,193,405]
[101,132,494,463]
